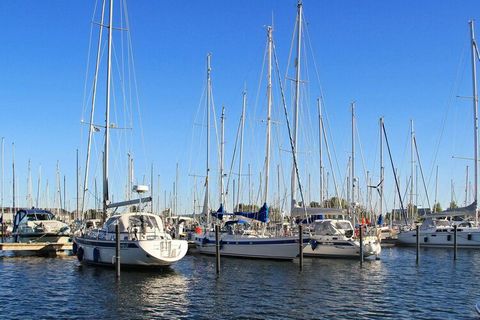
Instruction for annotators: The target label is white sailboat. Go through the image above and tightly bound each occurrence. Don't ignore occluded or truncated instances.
[288,1,380,258]
[73,0,188,267]
[398,20,480,248]
[195,26,307,260]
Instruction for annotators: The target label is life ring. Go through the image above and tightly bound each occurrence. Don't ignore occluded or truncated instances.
[76,247,84,262]
[93,247,100,263]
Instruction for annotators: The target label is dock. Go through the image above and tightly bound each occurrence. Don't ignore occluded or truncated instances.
[0,242,73,255]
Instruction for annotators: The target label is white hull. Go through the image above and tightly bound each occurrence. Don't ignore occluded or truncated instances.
[397,227,480,248]
[304,236,381,258]
[14,234,71,244]
[74,237,188,267]
[195,234,305,260]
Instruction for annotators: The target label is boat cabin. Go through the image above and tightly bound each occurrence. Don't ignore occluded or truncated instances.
[13,209,57,233]
[95,213,167,241]
[312,219,354,238]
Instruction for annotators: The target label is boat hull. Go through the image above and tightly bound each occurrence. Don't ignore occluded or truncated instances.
[195,235,305,260]
[13,233,70,244]
[397,228,480,248]
[304,236,381,258]
[74,237,188,267]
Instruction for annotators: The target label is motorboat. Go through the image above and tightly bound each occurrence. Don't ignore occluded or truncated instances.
[303,219,381,259]
[12,208,70,243]
[397,217,480,248]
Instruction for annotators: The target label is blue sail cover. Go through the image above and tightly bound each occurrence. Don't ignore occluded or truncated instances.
[235,202,269,223]
[377,214,383,226]
[211,204,224,220]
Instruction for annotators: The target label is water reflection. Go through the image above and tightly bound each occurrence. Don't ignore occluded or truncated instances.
[1,249,480,319]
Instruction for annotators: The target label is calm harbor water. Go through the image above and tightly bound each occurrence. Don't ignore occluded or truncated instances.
[0,248,479,319]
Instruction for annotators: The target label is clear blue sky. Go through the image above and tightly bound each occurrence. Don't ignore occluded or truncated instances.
[0,0,479,215]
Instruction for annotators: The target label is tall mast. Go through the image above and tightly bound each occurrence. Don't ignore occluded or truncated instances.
[76,149,79,220]
[103,0,114,222]
[82,0,106,217]
[379,117,384,219]
[465,165,469,206]
[409,119,415,219]
[205,53,212,224]
[265,26,273,205]
[1,137,3,218]
[318,98,324,206]
[126,153,131,200]
[36,166,41,208]
[434,165,439,212]
[175,162,179,214]
[291,0,303,212]
[12,143,15,214]
[470,20,479,226]
[237,91,246,210]
[150,164,154,213]
[27,159,32,208]
[351,102,356,218]
[220,106,225,207]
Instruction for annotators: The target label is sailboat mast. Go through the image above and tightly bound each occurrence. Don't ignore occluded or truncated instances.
[351,102,356,219]
[36,166,41,208]
[318,98,323,206]
[206,53,212,224]
[465,165,469,206]
[28,159,33,207]
[237,91,246,210]
[470,20,479,226]
[265,26,273,205]
[103,0,114,221]
[380,117,384,219]
[220,106,225,206]
[82,0,106,217]
[291,0,303,212]
[410,119,415,219]
[76,149,79,220]
[434,165,439,212]
[12,143,15,214]
[0,137,3,218]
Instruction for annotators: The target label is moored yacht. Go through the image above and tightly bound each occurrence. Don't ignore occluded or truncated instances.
[397,216,480,248]
[12,208,70,243]
[303,218,381,259]
[194,217,308,260]
[74,212,188,267]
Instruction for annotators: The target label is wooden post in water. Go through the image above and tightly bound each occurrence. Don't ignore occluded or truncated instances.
[454,224,458,260]
[299,225,303,271]
[115,224,120,278]
[359,225,364,265]
[416,225,420,264]
[215,224,220,276]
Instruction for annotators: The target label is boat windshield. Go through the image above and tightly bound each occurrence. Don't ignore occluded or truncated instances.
[129,215,159,233]
[27,212,54,221]
[314,221,339,235]
[335,221,353,231]
[435,220,451,227]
